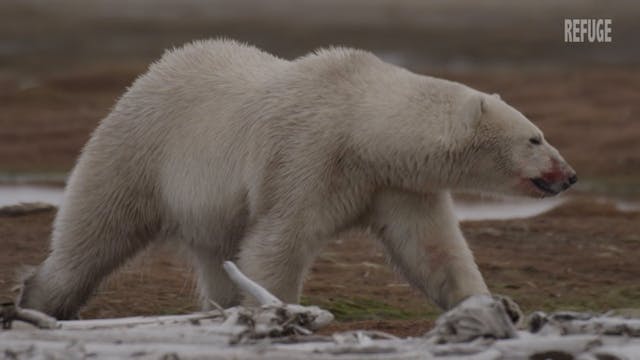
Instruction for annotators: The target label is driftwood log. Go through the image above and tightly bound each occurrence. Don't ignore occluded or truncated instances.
[1,261,639,359]
[0,202,56,217]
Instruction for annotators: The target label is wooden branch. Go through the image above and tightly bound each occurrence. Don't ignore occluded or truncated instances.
[530,311,640,336]
[0,202,56,217]
[0,302,58,330]
[223,261,282,306]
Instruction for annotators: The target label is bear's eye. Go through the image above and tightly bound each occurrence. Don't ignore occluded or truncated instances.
[529,137,542,145]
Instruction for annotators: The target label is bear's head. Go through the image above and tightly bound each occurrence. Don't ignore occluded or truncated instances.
[459,93,577,198]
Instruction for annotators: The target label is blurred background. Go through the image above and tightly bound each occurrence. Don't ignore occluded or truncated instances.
[1,0,639,187]
[1,0,639,335]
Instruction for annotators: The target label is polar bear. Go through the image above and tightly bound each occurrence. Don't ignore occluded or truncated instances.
[18,40,576,319]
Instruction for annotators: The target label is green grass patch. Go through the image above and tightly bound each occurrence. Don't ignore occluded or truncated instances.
[505,284,640,315]
[150,304,198,316]
[302,296,439,321]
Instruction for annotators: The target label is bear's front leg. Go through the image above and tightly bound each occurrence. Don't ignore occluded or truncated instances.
[367,189,489,310]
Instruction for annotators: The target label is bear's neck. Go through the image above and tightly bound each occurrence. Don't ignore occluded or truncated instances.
[347,77,472,193]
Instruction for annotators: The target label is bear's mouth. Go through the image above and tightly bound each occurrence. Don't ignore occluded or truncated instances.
[530,177,559,195]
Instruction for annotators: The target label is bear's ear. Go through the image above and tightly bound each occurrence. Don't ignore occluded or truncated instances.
[492,93,501,100]
[457,93,484,131]
[480,96,489,115]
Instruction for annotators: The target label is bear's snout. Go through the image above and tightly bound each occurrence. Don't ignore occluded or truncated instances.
[557,171,578,191]
[566,173,578,187]
[531,167,577,195]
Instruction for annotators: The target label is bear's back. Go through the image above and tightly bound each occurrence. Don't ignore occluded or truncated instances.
[140,39,288,90]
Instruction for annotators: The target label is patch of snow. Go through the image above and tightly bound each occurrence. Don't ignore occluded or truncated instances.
[454,197,566,221]
[0,185,64,207]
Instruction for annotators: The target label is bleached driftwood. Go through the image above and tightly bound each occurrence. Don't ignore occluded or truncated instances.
[223,261,282,306]
[0,202,55,217]
[529,310,640,337]
[2,261,333,337]
[1,262,640,359]
[219,261,334,335]
[0,302,58,330]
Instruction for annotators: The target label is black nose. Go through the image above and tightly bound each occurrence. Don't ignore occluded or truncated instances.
[568,174,578,185]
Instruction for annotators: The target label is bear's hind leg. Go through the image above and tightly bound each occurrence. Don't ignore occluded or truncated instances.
[236,217,324,306]
[17,185,159,319]
[187,243,242,309]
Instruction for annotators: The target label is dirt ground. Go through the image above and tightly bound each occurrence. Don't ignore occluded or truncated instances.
[1,197,639,337]
[1,1,639,338]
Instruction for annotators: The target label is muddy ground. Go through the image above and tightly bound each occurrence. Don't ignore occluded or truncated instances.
[1,197,639,337]
[1,0,639,338]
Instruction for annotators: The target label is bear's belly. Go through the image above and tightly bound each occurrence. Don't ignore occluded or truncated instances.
[159,146,251,247]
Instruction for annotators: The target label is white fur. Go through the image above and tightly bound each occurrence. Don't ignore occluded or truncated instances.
[18,39,574,319]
